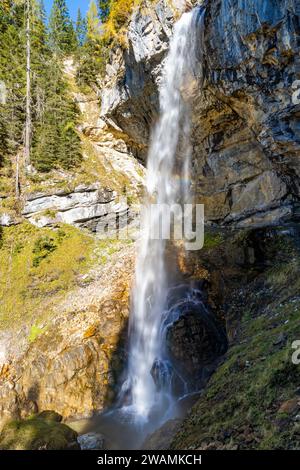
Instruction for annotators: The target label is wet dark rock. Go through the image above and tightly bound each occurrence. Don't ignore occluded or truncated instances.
[166,300,227,389]
[177,392,203,416]
[150,359,186,397]
[142,419,182,450]
[78,432,105,450]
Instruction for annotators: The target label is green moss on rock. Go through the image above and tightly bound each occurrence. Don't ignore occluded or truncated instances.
[0,413,78,450]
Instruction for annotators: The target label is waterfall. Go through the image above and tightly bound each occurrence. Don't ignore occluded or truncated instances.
[119,7,205,427]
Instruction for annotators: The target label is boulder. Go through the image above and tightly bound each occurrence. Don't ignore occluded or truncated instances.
[36,410,63,423]
[0,414,79,450]
[0,213,16,227]
[166,300,227,388]
[78,432,105,450]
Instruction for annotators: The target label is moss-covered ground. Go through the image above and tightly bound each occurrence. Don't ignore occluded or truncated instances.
[172,227,300,450]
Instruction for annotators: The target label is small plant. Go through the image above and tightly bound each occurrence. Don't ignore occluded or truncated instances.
[28,325,45,343]
[204,231,224,249]
[13,242,24,255]
[32,236,57,267]
[44,209,57,219]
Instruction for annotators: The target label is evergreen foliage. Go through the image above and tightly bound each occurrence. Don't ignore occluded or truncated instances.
[97,0,110,22]
[76,0,107,88]
[49,0,76,54]
[0,0,142,173]
[0,0,82,173]
[75,8,87,47]
[0,0,26,163]
[31,58,82,172]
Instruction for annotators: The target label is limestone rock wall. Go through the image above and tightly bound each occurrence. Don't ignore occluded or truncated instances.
[100,0,177,159]
[100,0,300,226]
[22,184,128,232]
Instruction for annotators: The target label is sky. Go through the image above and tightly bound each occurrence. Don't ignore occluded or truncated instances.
[44,0,90,22]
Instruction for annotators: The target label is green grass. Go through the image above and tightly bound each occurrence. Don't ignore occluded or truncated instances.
[0,222,127,333]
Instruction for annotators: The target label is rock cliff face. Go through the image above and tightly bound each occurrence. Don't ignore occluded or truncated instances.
[101,0,300,226]
[22,184,128,232]
[101,0,176,159]
[0,246,134,427]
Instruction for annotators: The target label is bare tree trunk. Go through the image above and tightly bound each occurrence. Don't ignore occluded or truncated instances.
[24,0,31,172]
[15,152,20,198]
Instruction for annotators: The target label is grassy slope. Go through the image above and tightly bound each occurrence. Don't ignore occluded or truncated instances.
[0,222,130,335]
[172,228,300,450]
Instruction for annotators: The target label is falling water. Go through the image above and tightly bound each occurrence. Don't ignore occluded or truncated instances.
[118,6,206,430]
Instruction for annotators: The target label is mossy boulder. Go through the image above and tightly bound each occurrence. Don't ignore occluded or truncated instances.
[36,410,63,423]
[0,412,79,450]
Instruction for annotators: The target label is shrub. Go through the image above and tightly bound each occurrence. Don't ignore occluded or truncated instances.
[32,236,57,267]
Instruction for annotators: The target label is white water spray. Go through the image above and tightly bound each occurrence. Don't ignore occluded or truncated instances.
[120,7,205,426]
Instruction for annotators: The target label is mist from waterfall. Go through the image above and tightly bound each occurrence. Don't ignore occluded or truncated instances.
[118,7,205,429]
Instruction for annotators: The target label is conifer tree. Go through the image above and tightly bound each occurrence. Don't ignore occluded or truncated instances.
[49,0,76,54]
[97,0,110,22]
[87,0,102,41]
[0,1,82,174]
[76,8,87,47]
[0,1,26,160]
[32,0,48,54]
[31,1,81,172]
[76,1,107,88]
[32,58,82,172]
[24,0,32,171]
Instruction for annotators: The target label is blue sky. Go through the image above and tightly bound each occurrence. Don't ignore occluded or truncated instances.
[44,0,90,21]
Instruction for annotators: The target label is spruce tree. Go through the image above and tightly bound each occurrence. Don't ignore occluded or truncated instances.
[98,0,110,22]
[0,1,26,160]
[76,8,87,47]
[87,0,102,41]
[31,1,82,172]
[76,1,107,88]
[49,0,76,54]
[0,1,82,174]
[32,58,82,172]
[31,0,48,55]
